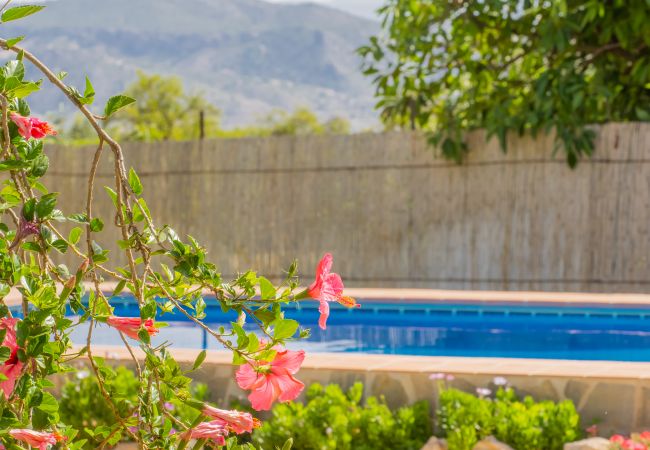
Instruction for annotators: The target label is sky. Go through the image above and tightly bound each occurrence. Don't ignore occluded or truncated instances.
[265,0,383,20]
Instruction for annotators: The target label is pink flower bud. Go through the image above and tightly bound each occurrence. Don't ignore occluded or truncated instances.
[106,316,158,341]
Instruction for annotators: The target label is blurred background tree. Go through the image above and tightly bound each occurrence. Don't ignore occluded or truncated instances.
[261,107,351,136]
[57,75,352,144]
[117,71,221,141]
[359,0,650,166]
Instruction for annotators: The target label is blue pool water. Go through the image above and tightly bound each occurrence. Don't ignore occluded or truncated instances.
[15,296,650,361]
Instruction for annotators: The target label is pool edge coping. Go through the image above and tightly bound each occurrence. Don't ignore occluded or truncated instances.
[86,344,650,381]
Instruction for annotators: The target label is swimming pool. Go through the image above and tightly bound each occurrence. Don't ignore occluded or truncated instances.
[15,295,650,361]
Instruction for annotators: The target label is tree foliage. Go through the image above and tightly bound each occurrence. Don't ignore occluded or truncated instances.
[261,107,351,136]
[61,95,351,144]
[359,0,650,166]
[116,71,221,141]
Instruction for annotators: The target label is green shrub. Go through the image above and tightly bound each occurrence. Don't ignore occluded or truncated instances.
[252,382,431,450]
[437,387,581,450]
[59,366,208,449]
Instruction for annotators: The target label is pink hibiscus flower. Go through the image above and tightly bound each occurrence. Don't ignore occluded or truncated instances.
[9,113,56,140]
[201,405,260,434]
[235,347,305,411]
[181,421,227,446]
[9,429,65,450]
[106,316,158,341]
[29,117,57,139]
[306,253,360,329]
[0,318,23,398]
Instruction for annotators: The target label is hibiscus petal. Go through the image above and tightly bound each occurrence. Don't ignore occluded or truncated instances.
[315,253,333,278]
[320,273,344,301]
[248,376,277,411]
[275,373,305,403]
[235,363,262,390]
[0,318,19,350]
[271,349,305,374]
[318,300,330,330]
[0,361,23,398]
[9,113,32,140]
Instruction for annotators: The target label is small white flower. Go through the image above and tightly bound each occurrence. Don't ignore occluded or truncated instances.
[493,376,507,386]
[429,373,446,380]
[476,387,492,397]
[76,370,90,380]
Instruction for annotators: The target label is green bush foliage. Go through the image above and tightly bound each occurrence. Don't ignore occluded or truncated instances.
[437,387,581,450]
[252,382,431,450]
[59,366,208,449]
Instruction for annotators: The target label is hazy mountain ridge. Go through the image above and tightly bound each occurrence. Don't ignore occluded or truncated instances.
[2,0,379,128]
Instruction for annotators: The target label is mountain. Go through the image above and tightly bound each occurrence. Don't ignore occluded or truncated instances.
[1,0,380,128]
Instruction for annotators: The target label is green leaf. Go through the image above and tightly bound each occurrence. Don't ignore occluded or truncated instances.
[88,290,111,318]
[51,239,68,254]
[15,97,30,116]
[5,36,24,47]
[22,197,36,221]
[1,5,46,23]
[273,319,299,340]
[29,154,49,178]
[68,227,82,244]
[112,280,126,297]
[0,282,10,297]
[90,218,104,232]
[281,438,294,450]
[82,76,95,105]
[232,351,246,366]
[0,346,9,364]
[104,186,119,208]
[140,300,157,320]
[192,350,207,370]
[3,59,25,80]
[35,193,58,219]
[259,276,276,300]
[128,168,143,195]
[247,332,260,353]
[21,241,40,252]
[194,297,206,320]
[90,241,108,264]
[68,213,89,224]
[104,95,135,117]
[253,308,275,324]
[0,159,30,171]
[8,81,40,98]
[137,328,151,344]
